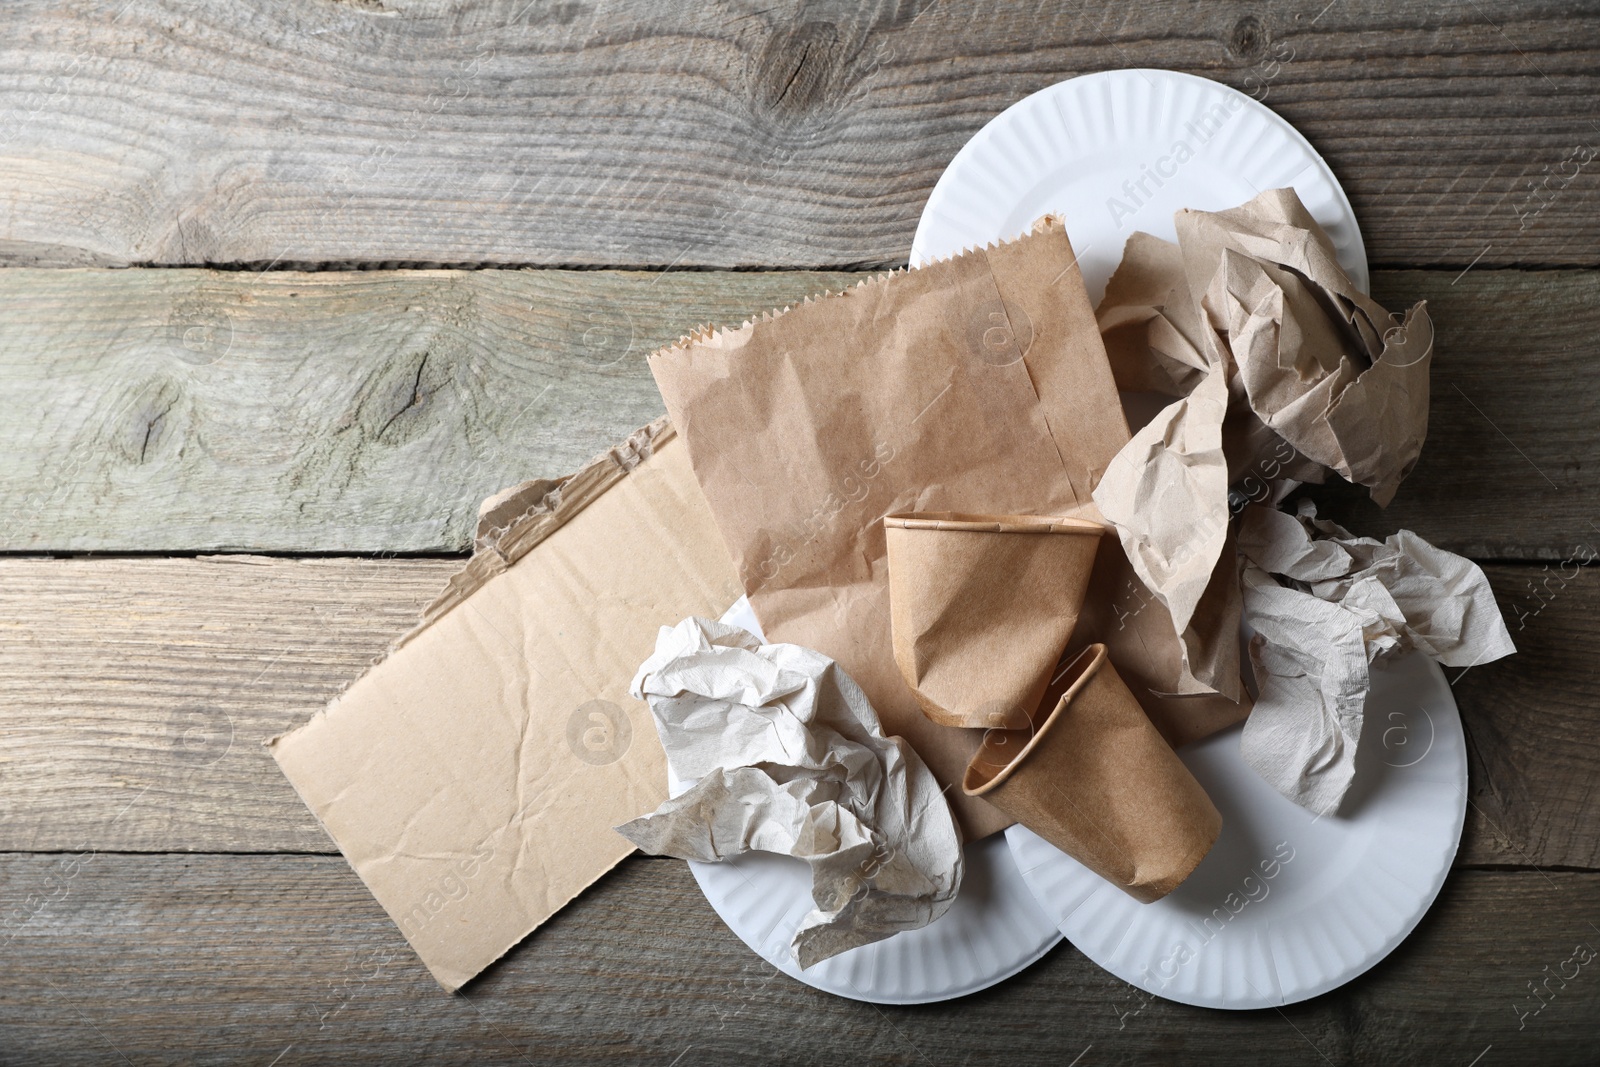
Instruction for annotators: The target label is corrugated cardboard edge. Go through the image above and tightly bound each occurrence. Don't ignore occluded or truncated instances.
[412,415,677,640]
[653,217,1071,361]
[267,415,675,744]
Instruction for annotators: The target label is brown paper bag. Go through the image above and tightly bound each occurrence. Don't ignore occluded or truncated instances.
[884,512,1105,730]
[650,219,1249,838]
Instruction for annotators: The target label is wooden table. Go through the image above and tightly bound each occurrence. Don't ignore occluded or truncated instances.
[2,2,1597,1063]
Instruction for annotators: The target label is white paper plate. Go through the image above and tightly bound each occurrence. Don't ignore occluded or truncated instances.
[667,598,1063,1004]
[910,69,1368,301]
[1009,652,1467,1009]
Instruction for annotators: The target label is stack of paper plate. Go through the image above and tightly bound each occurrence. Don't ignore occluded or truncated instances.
[681,72,1461,1009]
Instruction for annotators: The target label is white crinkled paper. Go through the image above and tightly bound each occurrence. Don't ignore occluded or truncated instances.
[1237,503,1516,814]
[614,617,963,968]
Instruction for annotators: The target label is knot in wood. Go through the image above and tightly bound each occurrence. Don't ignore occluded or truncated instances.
[1228,15,1268,60]
[753,21,846,119]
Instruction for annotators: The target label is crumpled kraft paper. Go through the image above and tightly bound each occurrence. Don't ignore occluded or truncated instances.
[1236,502,1516,813]
[615,617,963,969]
[1091,187,1435,696]
[1098,230,1211,399]
[1186,191,1433,506]
[1093,365,1233,695]
[650,217,1251,840]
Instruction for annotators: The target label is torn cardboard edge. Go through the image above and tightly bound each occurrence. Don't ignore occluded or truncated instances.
[270,417,681,722]
[411,417,677,641]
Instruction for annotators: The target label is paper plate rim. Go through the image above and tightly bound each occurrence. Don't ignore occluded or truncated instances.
[685,835,1065,1006]
[909,67,1370,294]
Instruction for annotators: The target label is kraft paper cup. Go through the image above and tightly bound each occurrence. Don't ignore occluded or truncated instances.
[963,643,1222,903]
[883,512,1105,730]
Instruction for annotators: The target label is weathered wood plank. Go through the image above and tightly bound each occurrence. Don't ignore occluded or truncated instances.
[0,266,856,552]
[3,267,1596,555]
[0,1,1596,270]
[1456,565,1600,872]
[0,556,454,854]
[0,557,1592,869]
[1,854,1595,1065]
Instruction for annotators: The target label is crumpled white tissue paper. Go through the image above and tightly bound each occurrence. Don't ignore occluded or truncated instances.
[1237,502,1516,814]
[614,616,963,968]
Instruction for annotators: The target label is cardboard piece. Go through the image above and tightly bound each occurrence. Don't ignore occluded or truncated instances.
[883,513,1105,730]
[964,644,1222,903]
[650,219,1251,840]
[270,420,743,991]
[615,617,963,968]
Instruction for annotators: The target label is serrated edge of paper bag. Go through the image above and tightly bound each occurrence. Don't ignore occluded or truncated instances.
[654,217,1072,359]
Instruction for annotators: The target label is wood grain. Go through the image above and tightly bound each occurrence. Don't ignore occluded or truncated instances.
[2,266,1596,556]
[0,266,855,552]
[0,1,1595,270]
[3,3,1593,1057]
[1,853,1596,1065]
[0,556,455,854]
[1458,565,1600,872]
[0,556,1593,869]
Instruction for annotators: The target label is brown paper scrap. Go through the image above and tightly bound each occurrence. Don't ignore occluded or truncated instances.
[1092,367,1234,696]
[1098,230,1210,398]
[1180,187,1433,506]
[1091,187,1435,698]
